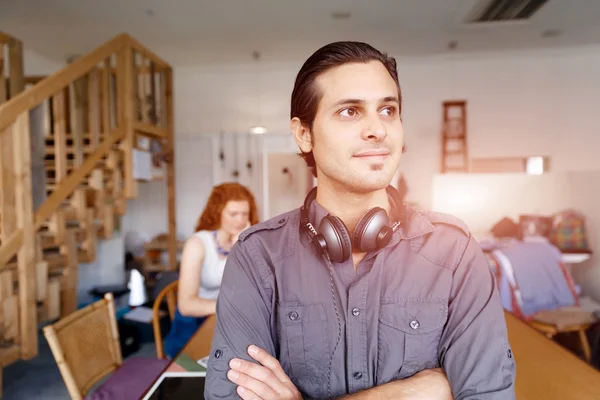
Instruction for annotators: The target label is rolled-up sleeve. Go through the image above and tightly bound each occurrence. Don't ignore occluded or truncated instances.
[204,240,275,400]
[438,235,517,399]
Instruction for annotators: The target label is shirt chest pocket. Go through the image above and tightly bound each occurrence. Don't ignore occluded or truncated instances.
[278,302,330,398]
[377,300,448,383]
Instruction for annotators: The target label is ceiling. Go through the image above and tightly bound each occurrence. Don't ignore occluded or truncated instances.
[1,0,599,66]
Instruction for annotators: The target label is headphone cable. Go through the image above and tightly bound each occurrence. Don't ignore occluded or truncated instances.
[324,254,342,400]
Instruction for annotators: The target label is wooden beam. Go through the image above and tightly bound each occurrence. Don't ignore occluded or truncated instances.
[142,57,150,124]
[0,33,128,133]
[89,168,105,222]
[133,121,167,138]
[101,59,112,137]
[69,78,86,168]
[81,209,97,261]
[124,34,169,70]
[8,38,25,98]
[0,45,6,103]
[47,210,66,245]
[0,31,13,45]
[35,260,48,303]
[59,229,78,317]
[117,46,137,198]
[24,75,47,86]
[165,68,177,271]
[52,90,68,182]
[88,68,100,149]
[0,125,16,241]
[0,344,20,367]
[102,204,114,239]
[134,53,143,123]
[13,111,37,359]
[159,71,167,130]
[149,62,157,125]
[0,127,125,268]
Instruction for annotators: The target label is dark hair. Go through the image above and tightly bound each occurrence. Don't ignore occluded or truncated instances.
[290,41,402,175]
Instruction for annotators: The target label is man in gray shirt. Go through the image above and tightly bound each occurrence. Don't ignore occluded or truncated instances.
[205,41,516,400]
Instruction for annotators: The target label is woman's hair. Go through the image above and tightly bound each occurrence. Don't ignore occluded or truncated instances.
[194,182,259,232]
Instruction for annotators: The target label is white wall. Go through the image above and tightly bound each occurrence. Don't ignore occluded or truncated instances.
[23,48,63,76]
[267,153,311,219]
[173,44,600,210]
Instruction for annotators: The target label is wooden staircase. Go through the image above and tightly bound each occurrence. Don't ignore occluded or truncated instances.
[0,31,177,394]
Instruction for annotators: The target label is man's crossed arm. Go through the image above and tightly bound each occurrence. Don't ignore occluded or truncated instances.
[226,344,453,400]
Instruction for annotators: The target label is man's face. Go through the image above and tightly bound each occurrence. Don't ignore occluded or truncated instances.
[294,61,404,193]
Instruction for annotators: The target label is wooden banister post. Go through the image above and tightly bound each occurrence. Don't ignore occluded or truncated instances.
[13,111,38,359]
[165,68,177,270]
[7,38,25,99]
[116,43,137,198]
[0,39,6,104]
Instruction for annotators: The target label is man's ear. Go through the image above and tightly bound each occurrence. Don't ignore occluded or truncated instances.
[291,117,312,153]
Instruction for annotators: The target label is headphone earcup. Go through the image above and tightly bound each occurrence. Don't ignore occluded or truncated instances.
[319,216,352,263]
[353,207,392,253]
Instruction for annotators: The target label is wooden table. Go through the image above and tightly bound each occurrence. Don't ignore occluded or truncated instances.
[505,311,600,400]
[161,313,600,399]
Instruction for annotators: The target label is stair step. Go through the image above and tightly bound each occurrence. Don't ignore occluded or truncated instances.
[45,132,96,140]
[44,164,115,173]
[5,250,68,276]
[39,228,86,250]
[45,135,93,143]
[46,183,89,192]
[45,177,111,186]
[45,145,94,155]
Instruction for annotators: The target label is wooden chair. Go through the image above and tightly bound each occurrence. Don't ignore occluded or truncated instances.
[152,280,178,359]
[529,306,596,363]
[42,293,122,399]
[43,293,168,400]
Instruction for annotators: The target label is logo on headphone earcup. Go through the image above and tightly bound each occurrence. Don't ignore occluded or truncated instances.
[353,207,393,252]
[318,215,352,263]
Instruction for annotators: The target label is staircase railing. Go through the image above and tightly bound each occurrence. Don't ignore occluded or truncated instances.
[0,33,176,368]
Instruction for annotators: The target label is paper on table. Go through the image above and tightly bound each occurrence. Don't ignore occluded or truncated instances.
[197,356,209,368]
[123,306,154,323]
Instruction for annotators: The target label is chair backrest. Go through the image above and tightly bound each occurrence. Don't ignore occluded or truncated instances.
[151,270,179,300]
[43,293,122,400]
[152,280,178,359]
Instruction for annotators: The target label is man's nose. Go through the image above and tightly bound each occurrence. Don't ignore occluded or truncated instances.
[362,114,386,141]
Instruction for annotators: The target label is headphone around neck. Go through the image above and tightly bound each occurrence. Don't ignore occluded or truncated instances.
[300,185,404,263]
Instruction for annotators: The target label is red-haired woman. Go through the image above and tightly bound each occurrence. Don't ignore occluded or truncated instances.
[163,182,259,358]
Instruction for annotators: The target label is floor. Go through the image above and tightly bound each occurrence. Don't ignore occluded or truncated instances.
[2,331,157,400]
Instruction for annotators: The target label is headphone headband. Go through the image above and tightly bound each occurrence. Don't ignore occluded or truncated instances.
[301,186,404,228]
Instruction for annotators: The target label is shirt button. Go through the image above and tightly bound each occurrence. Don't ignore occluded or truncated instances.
[278,218,285,224]
[289,311,299,321]
[353,371,363,380]
[214,349,222,358]
[410,320,420,330]
[352,307,360,317]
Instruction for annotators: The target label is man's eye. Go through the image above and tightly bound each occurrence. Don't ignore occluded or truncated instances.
[339,108,358,117]
[381,106,396,116]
